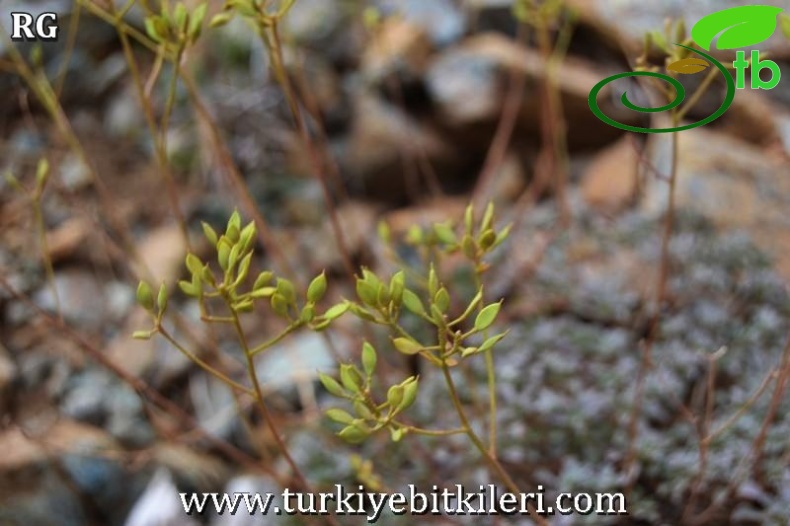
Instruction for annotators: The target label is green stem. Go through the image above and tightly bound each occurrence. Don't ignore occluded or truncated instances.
[676,66,719,122]
[440,362,518,493]
[76,0,165,56]
[200,315,236,323]
[473,267,497,457]
[115,23,191,252]
[403,425,466,437]
[483,343,497,453]
[227,308,314,495]
[441,360,548,525]
[158,326,253,395]
[32,198,61,319]
[250,323,301,356]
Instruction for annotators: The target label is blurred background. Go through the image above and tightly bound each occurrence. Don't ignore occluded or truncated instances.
[1,1,789,524]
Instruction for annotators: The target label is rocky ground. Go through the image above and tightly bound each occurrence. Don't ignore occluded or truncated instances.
[1,1,789,525]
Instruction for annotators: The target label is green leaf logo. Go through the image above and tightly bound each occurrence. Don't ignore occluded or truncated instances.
[667,57,710,74]
[692,5,784,50]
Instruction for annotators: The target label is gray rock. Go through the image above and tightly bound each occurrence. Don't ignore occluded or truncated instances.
[424,33,641,149]
[642,127,790,278]
[190,373,239,442]
[124,469,200,526]
[335,94,462,200]
[32,270,106,330]
[569,0,790,59]
[210,475,281,526]
[256,332,336,390]
[0,420,141,526]
[60,369,153,446]
[376,0,467,47]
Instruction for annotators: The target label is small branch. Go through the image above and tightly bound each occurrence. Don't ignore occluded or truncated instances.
[158,327,254,395]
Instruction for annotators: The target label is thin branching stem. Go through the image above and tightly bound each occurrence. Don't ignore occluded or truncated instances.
[158,326,254,395]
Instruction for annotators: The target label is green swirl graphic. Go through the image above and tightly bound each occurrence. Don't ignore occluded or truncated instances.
[588,45,735,133]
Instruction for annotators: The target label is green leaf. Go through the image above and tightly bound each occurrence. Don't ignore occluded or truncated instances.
[389,271,405,304]
[692,5,784,51]
[478,330,509,353]
[217,242,231,271]
[324,302,350,320]
[376,283,390,306]
[393,337,422,355]
[648,30,669,53]
[132,330,153,340]
[234,298,254,313]
[434,287,450,314]
[493,224,512,249]
[136,281,154,311]
[433,222,457,245]
[253,271,273,291]
[349,303,377,322]
[361,342,377,377]
[478,229,497,251]
[386,384,404,408]
[340,364,363,393]
[464,203,474,235]
[311,319,332,331]
[481,202,495,232]
[389,427,404,442]
[239,221,256,252]
[200,221,219,246]
[276,278,296,305]
[353,400,373,420]
[430,304,446,325]
[228,243,241,272]
[428,265,438,298]
[185,253,203,276]
[200,265,215,286]
[675,18,687,43]
[300,304,315,322]
[270,293,289,317]
[156,283,168,313]
[188,2,207,41]
[361,268,382,289]
[227,210,241,235]
[402,289,426,316]
[319,372,346,397]
[667,57,710,75]
[461,234,476,259]
[251,286,276,298]
[173,2,188,30]
[461,347,479,358]
[209,12,234,28]
[356,279,378,307]
[326,408,355,425]
[474,301,502,331]
[178,279,198,297]
[235,253,253,284]
[399,377,418,411]
[456,289,483,324]
[145,16,164,42]
[405,225,423,245]
[307,272,327,303]
[338,423,369,444]
[226,224,240,244]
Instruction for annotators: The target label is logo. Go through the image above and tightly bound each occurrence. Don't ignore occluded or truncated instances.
[589,5,787,133]
[9,12,59,41]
